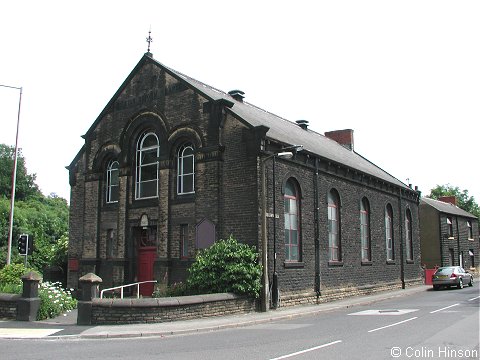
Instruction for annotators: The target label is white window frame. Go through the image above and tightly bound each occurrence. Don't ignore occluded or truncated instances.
[135,132,159,199]
[177,144,195,195]
[385,204,394,261]
[360,198,371,262]
[106,160,119,203]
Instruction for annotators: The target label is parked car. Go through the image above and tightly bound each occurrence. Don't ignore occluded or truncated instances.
[432,266,473,290]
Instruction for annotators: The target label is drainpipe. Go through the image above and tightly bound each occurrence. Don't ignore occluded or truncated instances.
[455,216,461,267]
[314,159,321,297]
[398,188,405,289]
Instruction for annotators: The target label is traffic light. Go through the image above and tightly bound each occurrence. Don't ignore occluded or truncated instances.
[27,236,34,255]
[18,234,28,255]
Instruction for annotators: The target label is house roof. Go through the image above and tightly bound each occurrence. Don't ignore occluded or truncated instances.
[71,54,412,191]
[162,57,408,189]
[421,197,477,219]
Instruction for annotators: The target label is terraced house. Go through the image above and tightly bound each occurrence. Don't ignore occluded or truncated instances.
[67,51,422,308]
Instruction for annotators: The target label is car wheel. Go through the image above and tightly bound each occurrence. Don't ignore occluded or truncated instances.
[468,277,473,287]
[433,285,440,290]
[457,278,463,289]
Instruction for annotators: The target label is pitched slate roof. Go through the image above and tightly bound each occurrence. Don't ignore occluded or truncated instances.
[71,54,411,191]
[162,57,408,189]
[421,197,477,219]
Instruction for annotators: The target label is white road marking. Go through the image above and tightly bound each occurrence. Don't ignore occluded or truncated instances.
[367,317,418,333]
[0,328,63,338]
[468,296,480,301]
[348,309,418,316]
[269,340,342,360]
[430,303,459,314]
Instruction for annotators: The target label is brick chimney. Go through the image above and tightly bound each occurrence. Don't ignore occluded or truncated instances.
[438,196,457,206]
[324,129,354,151]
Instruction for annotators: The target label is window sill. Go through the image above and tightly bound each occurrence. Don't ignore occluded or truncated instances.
[131,197,159,208]
[448,237,455,240]
[328,261,344,267]
[172,194,195,204]
[361,261,373,266]
[468,238,475,241]
[386,260,396,265]
[284,261,304,269]
[406,260,414,264]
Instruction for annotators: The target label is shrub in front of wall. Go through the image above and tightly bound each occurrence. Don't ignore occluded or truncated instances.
[37,281,77,320]
[187,235,262,298]
[0,263,36,287]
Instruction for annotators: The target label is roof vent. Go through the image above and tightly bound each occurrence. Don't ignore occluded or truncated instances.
[228,90,245,102]
[296,120,309,130]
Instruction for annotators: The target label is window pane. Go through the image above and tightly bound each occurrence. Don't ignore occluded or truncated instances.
[141,180,157,198]
[285,245,290,260]
[141,165,157,181]
[110,185,119,202]
[291,230,298,244]
[142,134,158,148]
[291,245,298,261]
[183,174,194,193]
[183,156,194,174]
[142,149,157,164]
[284,214,290,229]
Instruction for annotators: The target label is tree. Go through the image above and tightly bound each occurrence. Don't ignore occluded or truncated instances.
[428,184,480,218]
[0,144,40,201]
[0,143,69,271]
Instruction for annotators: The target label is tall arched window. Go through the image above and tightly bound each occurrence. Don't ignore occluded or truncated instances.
[360,197,371,262]
[328,189,341,262]
[135,131,159,199]
[405,209,413,261]
[284,180,300,261]
[177,143,195,195]
[385,204,394,261]
[106,160,119,203]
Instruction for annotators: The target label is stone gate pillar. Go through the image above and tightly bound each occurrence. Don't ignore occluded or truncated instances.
[77,273,102,325]
[16,271,42,321]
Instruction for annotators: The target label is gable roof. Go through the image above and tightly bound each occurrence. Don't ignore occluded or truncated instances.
[421,197,477,219]
[161,56,408,189]
[74,54,411,191]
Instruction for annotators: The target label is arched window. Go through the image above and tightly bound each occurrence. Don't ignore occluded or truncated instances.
[284,180,300,261]
[106,160,119,203]
[405,209,413,261]
[177,143,195,195]
[385,204,394,261]
[360,197,371,262]
[135,131,159,199]
[328,189,341,262]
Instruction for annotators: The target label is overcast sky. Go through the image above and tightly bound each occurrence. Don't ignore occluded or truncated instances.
[1,1,479,203]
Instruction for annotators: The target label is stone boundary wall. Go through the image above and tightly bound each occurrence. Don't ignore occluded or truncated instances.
[0,293,20,320]
[90,293,257,324]
[279,278,423,307]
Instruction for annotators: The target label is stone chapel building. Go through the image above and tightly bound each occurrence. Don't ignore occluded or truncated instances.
[67,52,422,306]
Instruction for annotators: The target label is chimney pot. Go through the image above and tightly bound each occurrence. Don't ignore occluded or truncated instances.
[228,90,245,102]
[296,120,309,130]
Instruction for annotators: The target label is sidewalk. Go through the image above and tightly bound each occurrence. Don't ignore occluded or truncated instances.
[1,285,430,339]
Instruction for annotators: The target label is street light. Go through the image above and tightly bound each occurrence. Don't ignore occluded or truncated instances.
[0,84,23,265]
[260,145,303,311]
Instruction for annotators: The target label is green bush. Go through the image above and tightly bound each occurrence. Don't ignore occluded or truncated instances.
[187,236,262,298]
[0,263,36,286]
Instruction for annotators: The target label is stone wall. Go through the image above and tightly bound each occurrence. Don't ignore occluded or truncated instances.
[0,293,20,320]
[90,293,256,325]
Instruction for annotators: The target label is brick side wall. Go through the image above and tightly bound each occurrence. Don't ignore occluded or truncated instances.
[90,293,256,325]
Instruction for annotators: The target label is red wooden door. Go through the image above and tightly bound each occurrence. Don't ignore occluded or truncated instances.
[137,247,156,296]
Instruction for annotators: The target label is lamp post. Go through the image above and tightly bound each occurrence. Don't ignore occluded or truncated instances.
[260,145,302,311]
[0,84,23,265]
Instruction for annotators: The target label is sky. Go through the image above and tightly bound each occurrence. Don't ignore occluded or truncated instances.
[1,1,479,203]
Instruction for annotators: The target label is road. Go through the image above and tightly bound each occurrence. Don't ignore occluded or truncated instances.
[2,284,478,360]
